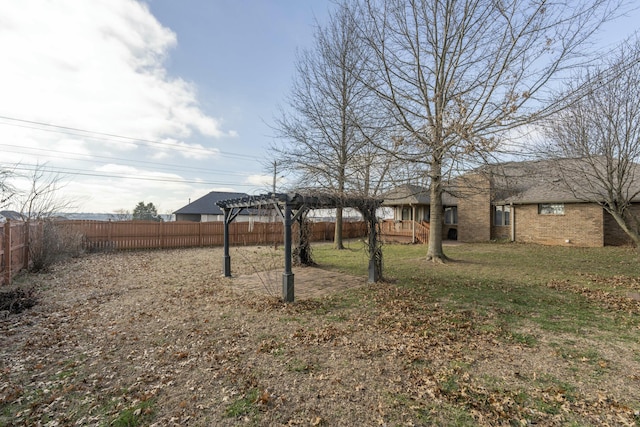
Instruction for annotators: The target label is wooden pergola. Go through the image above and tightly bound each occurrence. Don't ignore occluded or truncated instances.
[216,192,383,302]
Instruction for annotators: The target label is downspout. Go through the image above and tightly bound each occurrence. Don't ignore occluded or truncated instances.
[510,202,515,242]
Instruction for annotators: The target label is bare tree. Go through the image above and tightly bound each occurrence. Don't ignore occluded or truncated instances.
[110,209,132,221]
[272,1,391,249]
[356,0,627,262]
[13,163,77,220]
[4,163,82,271]
[542,40,640,247]
[0,166,17,210]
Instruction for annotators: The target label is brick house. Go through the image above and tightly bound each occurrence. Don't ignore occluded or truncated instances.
[383,159,640,247]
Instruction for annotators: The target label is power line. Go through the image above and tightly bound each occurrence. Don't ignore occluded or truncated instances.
[0,143,253,178]
[2,162,261,188]
[0,115,262,161]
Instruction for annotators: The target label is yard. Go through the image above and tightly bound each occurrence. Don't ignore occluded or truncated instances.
[1,241,639,426]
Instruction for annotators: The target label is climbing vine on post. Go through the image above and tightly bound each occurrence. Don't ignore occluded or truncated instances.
[356,198,383,283]
[293,209,315,266]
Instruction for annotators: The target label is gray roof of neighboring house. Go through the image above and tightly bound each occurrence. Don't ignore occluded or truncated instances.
[382,184,458,206]
[173,191,251,215]
[0,210,22,220]
[487,158,640,205]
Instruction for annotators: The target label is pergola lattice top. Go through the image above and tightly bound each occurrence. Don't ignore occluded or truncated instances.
[216,192,382,211]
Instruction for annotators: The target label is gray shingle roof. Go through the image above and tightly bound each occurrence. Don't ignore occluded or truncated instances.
[382,157,640,208]
[382,184,457,206]
[0,210,22,220]
[173,192,249,215]
[488,158,640,205]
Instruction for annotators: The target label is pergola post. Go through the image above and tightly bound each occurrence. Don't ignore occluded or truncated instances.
[222,207,240,277]
[222,208,231,277]
[363,205,382,283]
[282,202,294,302]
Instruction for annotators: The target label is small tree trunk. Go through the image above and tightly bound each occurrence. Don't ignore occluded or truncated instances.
[608,208,640,249]
[294,214,315,266]
[334,207,344,249]
[426,158,448,263]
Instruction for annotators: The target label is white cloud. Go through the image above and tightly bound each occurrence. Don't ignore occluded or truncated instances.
[150,139,220,161]
[244,174,287,192]
[0,0,241,212]
[0,0,234,164]
[244,174,272,188]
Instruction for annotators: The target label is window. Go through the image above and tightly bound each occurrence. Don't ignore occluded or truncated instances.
[444,206,457,225]
[494,205,510,226]
[538,203,564,215]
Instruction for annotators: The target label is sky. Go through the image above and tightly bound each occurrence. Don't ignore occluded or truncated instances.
[0,0,638,215]
[0,0,332,215]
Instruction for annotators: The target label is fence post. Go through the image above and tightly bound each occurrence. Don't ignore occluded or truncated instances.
[3,220,11,286]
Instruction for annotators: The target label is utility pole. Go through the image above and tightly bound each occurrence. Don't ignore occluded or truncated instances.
[272,160,277,194]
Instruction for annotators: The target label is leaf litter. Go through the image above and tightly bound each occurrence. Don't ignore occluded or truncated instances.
[0,246,638,426]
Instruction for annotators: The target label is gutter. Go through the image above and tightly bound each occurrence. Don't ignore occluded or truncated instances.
[510,202,515,242]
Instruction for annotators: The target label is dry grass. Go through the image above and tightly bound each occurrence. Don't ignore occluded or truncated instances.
[0,243,639,426]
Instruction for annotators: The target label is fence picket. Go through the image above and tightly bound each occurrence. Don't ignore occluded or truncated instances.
[0,219,369,286]
[1,221,34,286]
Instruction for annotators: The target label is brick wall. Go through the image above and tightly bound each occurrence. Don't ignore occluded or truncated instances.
[603,205,640,246]
[492,224,511,240]
[514,203,604,247]
[457,173,491,242]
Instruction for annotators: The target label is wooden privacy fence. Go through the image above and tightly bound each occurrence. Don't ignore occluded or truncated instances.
[0,221,41,286]
[67,220,368,251]
[0,219,368,286]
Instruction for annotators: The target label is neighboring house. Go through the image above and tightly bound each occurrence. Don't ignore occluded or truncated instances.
[383,159,640,247]
[0,210,22,221]
[173,191,263,222]
[173,191,274,222]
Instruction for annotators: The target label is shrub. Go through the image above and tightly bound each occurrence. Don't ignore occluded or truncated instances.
[29,220,85,272]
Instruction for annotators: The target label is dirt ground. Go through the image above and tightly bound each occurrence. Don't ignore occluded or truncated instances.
[0,246,639,426]
[229,266,366,300]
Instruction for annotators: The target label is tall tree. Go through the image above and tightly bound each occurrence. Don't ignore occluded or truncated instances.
[541,40,640,247]
[357,0,626,262]
[272,1,390,249]
[132,201,161,221]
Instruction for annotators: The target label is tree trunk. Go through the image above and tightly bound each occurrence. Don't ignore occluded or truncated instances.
[334,206,344,249]
[426,158,447,263]
[607,207,640,249]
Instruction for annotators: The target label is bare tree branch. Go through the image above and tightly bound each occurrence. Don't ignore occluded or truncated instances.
[10,163,78,220]
[541,39,640,246]
[271,1,396,248]
[356,0,628,261]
